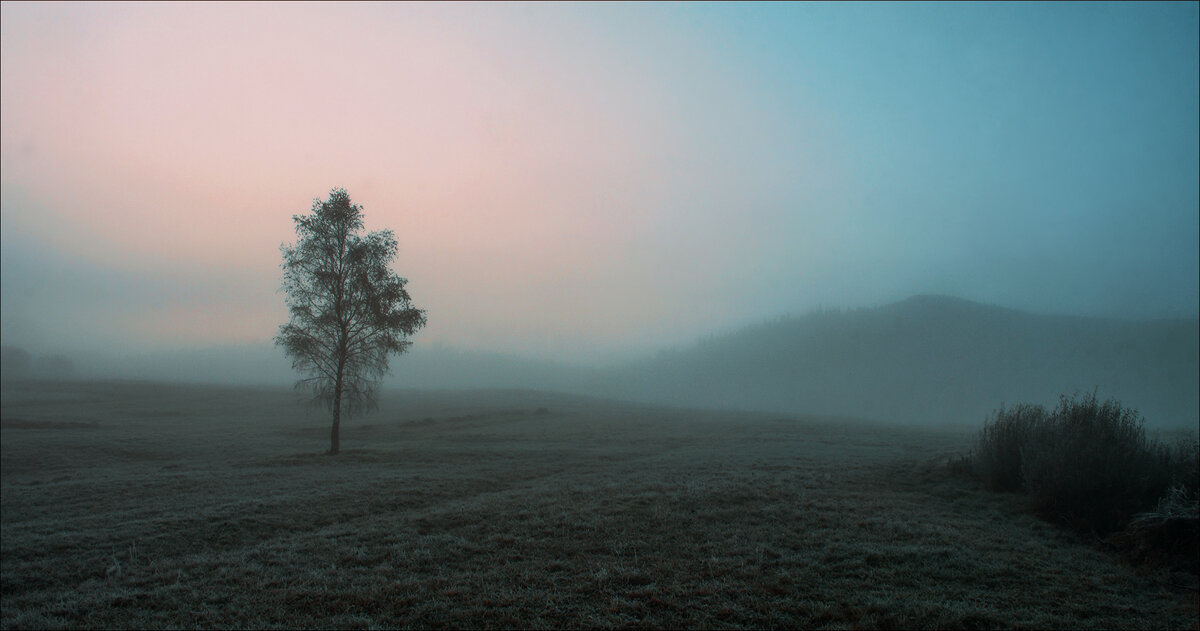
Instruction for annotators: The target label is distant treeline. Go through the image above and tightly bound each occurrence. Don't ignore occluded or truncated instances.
[601,295,1199,428]
[0,346,76,380]
[4,295,1196,428]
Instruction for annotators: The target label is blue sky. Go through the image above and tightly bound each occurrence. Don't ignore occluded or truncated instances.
[674,2,1199,317]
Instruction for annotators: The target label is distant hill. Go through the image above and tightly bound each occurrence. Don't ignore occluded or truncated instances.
[599,295,1199,427]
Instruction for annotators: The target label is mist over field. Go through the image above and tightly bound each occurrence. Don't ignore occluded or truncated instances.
[5,294,1196,429]
[2,3,1198,628]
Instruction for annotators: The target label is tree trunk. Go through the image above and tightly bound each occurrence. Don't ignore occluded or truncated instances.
[330,243,348,456]
[329,406,341,455]
[330,373,343,455]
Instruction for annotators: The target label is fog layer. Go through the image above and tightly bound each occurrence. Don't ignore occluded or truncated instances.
[7,296,1194,429]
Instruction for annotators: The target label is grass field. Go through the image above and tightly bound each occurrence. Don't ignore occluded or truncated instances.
[2,380,1196,629]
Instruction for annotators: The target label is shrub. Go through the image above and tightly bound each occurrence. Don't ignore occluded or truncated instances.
[972,392,1199,536]
[974,403,1046,492]
[1157,438,1200,498]
[1020,393,1166,533]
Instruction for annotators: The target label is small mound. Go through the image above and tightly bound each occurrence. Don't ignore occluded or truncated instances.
[1106,490,1200,576]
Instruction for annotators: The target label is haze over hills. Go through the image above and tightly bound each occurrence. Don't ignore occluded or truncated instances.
[601,295,1199,427]
[6,295,1195,428]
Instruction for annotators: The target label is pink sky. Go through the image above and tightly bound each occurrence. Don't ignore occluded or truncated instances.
[1,2,840,360]
[4,2,1196,362]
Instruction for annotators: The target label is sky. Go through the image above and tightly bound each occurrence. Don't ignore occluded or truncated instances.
[2,2,1198,365]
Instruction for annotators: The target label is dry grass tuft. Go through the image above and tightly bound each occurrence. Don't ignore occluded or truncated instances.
[1107,486,1200,577]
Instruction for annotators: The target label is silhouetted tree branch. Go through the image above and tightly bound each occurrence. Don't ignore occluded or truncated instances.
[275,188,426,454]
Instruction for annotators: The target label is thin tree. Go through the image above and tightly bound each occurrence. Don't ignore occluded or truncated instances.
[275,188,426,454]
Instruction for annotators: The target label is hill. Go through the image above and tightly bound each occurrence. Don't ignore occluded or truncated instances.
[601,295,1199,427]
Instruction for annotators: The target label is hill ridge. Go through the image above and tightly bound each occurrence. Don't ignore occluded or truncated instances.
[604,295,1198,427]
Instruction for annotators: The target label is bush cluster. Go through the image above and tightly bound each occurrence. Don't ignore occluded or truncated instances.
[974,392,1198,535]
[975,403,1045,492]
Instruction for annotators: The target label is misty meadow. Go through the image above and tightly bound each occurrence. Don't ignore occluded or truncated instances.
[2,2,1198,630]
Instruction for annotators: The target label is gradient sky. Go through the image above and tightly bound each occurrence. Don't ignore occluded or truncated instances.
[2,2,1197,363]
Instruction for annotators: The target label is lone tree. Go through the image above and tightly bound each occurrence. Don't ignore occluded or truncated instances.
[276,188,426,454]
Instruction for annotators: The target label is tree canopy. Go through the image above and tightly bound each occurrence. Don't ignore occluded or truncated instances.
[275,188,426,453]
